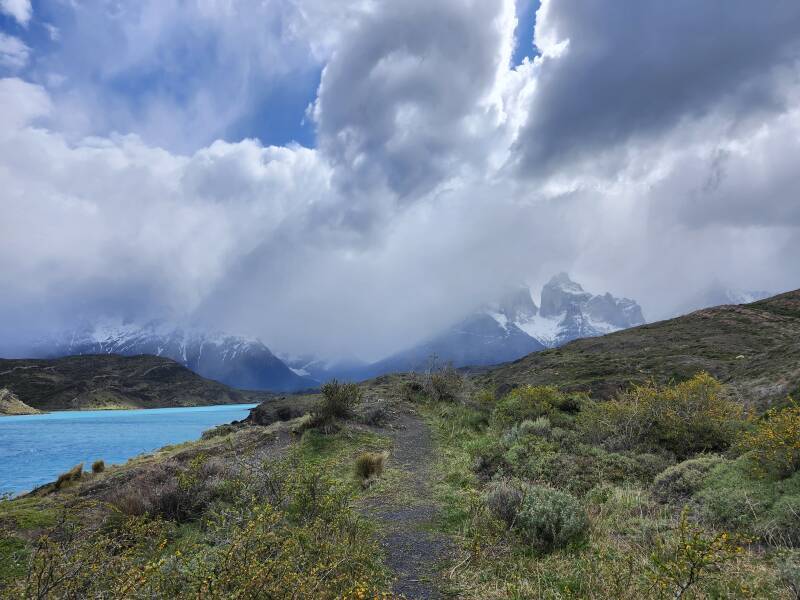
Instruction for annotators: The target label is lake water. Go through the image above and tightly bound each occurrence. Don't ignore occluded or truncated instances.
[0,404,257,495]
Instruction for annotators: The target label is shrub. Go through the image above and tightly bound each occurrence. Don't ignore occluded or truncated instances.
[737,402,800,479]
[92,460,105,474]
[314,380,361,428]
[423,363,464,403]
[650,510,744,598]
[485,479,525,527]
[580,373,744,457]
[651,455,726,503]
[354,452,387,481]
[514,485,589,552]
[492,386,562,428]
[55,464,83,489]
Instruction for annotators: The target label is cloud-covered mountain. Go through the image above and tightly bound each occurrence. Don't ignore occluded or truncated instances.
[674,286,773,317]
[33,321,314,392]
[353,274,646,377]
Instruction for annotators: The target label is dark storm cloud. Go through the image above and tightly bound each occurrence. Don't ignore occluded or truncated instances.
[513,0,800,179]
[313,0,515,197]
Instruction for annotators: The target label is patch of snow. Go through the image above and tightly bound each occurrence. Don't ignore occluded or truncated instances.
[487,311,509,332]
[516,313,565,347]
[290,367,311,377]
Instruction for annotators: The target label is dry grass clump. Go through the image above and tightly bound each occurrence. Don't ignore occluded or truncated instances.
[55,464,83,489]
[354,452,388,485]
[92,460,106,474]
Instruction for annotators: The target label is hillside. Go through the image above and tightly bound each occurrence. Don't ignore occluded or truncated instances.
[0,355,271,412]
[481,289,800,407]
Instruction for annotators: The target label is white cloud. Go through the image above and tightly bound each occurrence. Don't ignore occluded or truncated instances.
[0,33,29,70]
[1,1,800,359]
[0,0,31,26]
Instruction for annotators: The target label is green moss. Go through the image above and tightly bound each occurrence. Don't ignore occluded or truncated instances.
[0,498,57,530]
[0,536,27,583]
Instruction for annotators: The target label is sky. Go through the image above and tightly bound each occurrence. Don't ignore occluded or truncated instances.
[1,0,799,360]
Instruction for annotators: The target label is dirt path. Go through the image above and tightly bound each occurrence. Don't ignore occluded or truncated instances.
[361,409,454,599]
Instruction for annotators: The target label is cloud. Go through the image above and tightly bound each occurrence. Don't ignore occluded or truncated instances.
[313,0,518,197]
[1,1,800,360]
[512,0,800,181]
[0,32,29,70]
[0,0,31,26]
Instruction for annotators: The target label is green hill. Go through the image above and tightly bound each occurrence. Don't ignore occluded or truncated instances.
[480,289,800,408]
[0,354,271,412]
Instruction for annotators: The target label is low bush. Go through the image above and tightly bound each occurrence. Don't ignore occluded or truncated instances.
[737,402,800,479]
[92,460,105,474]
[354,452,387,481]
[108,455,232,522]
[514,485,589,552]
[650,510,744,599]
[55,464,83,489]
[651,455,726,503]
[314,380,361,429]
[580,373,744,458]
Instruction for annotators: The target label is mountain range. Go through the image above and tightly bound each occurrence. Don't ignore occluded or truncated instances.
[17,274,774,391]
[33,322,316,392]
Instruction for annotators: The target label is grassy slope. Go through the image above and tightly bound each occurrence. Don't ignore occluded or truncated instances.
[0,354,274,411]
[480,289,800,407]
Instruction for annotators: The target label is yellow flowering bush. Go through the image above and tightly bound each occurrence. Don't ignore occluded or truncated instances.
[580,373,745,457]
[650,510,745,599]
[737,400,800,479]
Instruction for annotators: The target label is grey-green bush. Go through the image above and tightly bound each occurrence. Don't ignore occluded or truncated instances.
[514,485,588,552]
[651,455,726,503]
[485,479,525,527]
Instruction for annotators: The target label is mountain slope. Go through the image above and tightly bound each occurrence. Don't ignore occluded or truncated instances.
[36,322,314,392]
[481,289,800,407]
[0,355,271,411]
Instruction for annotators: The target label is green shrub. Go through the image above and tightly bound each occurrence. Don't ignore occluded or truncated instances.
[651,455,726,503]
[92,460,105,474]
[492,385,562,428]
[737,402,800,479]
[354,452,387,481]
[580,373,744,457]
[314,380,361,428]
[55,463,83,489]
[0,536,27,584]
[514,485,588,552]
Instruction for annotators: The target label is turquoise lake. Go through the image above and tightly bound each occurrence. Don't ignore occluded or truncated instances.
[0,404,257,495]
